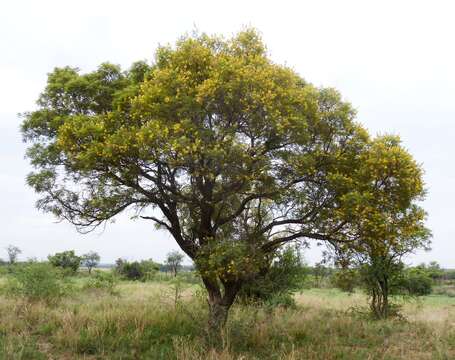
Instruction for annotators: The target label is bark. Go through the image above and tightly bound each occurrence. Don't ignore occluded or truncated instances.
[208,298,230,333]
[370,277,390,319]
[202,277,241,337]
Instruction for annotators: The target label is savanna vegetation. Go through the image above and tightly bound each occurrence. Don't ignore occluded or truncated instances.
[8,28,453,358]
[0,254,454,359]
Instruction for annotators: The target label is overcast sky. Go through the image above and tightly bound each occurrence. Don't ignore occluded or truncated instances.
[1,0,454,266]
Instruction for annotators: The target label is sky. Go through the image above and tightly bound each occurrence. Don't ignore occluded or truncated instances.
[1,0,454,266]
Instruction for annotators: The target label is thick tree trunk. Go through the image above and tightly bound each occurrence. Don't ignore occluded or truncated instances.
[208,297,230,333]
[202,276,240,339]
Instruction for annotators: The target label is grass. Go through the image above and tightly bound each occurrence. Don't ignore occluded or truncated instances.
[0,277,454,359]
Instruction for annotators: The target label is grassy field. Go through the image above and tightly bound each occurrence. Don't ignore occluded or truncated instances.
[0,278,454,359]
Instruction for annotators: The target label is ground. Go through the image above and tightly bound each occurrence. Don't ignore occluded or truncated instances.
[0,277,454,359]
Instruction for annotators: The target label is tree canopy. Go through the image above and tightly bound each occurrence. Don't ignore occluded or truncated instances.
[48,250,81,273]
[165,250,185,276]
[22,29,429,329]
[82,251,101,274]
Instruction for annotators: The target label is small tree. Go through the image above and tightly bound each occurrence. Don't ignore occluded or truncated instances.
[331,136,431,319]
[6,245,21,265]
[48,250,81,274]
[4,262,70,304]
[401,266,433,296]
[115,258,159,281]
[423,261,444,283]
[165,251,185,277]
[82,251,100,274]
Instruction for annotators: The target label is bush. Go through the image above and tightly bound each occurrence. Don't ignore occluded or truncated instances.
[48,250,81,274]
[115,258,159,281]
[332,268,359,293]
[264,292,297,309]
[3,262,72,304]
[83,270,118,294]
[357,260,407,319]
[400,267,433,296]
[238,245,306,307]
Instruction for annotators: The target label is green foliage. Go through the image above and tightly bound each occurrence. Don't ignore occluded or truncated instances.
[309,263,333,288]
[81,251,100,274]
[164,250,184,276]
[48,250,81,274]
[5,245,21,265]
[328,135,431,319]
[115,258,159,281]
[2,262,72,304]
[332,268,359,293]
[238,246,306,307]
[21,28,430,328]
[400,266,433,296]
[444,269,455,280]
[83,270,118,294]
[357,260,406,319]
[195,240,266,283]
[354,261,435,318]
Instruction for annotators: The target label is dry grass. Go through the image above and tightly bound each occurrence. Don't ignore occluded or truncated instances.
[0,281,454,359]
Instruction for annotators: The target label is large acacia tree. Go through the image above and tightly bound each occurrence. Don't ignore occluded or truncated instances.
[22,30,421,330]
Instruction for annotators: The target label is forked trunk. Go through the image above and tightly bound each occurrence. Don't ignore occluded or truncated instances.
[370,277,390,319]
[203,277,240,339]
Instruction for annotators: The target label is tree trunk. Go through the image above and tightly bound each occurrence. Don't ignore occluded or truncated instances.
[380,277,389,319]
[208,297,230,333]
[202,277,240,340]
[370,277,389,319]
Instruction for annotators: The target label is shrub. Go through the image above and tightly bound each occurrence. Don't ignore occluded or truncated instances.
[115,258,159,281]
[332,268,359,293]
[48,250,81,274]
[238,245,306,307]
[357,260,405,319]
[83,270,118,294]
[400,267,433,296]
[3,262,72,304]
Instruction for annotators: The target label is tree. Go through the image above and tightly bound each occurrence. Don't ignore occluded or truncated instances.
[401,266,433,296]
[332,266,359,293]
[329,136,431,318]
[48,250,81,273]
[21,29,425,331]
[424,261,444,283]
[81,251,100,274]
[312,260,331,288]
[115,258,159,281]
[6,245,21,265]
[165,250,185,277]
